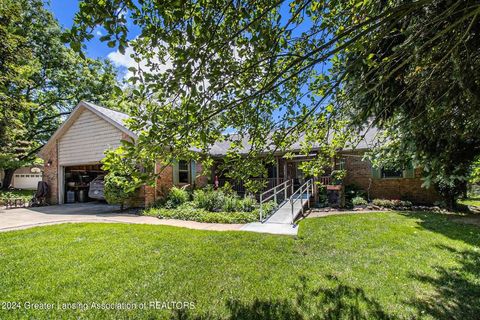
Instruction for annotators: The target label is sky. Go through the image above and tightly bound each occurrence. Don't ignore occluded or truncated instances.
[46,0,328,114]
[46,0,141,78]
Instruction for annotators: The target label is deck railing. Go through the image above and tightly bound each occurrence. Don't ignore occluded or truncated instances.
[290,179,314,224]
[318,176,332,185]
[259,179,292,222]
[217,178,285,195]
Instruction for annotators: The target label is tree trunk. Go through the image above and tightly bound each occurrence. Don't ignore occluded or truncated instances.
[1,168,15,190]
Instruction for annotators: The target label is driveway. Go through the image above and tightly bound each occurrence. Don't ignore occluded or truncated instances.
[0,202,243,233]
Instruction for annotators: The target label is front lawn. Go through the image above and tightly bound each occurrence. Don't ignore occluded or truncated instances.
[459,197,480,207]
[0,212,479,319]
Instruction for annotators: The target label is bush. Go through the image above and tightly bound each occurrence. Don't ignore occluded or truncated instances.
[344,184,367,201]
[221,196,241,212]
[372,199,412,208]
[352,196,368,206]
[164,186,189,208]
[143,205,258,224]
[144,186,262,223]
[238,196,257,212]
[0,190,33,205]
[193,187,225,212]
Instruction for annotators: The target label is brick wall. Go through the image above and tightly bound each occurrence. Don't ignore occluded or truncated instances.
[151,160,210,206]
[194,161,209,187]
[42,143,59,204]
[341,150,441,204]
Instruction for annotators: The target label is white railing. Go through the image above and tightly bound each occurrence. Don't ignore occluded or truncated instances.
[259,179,292,222]
[290,179,314,224]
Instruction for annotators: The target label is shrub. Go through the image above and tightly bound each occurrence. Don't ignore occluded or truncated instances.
[344,184,367,201]
[372,199,412,208]
[143,205,258,224]
[238,196,257,212]
[0,191,33,205]
[222,196,241,212]
[352,196,368,206]
[164,186,189,208]
[193,188,225,212]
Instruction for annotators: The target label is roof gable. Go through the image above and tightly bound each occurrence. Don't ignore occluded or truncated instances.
[39,101,135,158]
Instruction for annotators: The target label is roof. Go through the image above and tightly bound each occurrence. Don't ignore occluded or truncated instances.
[40,101,379,158]
[207,127,379,156]
[82,101,131,129]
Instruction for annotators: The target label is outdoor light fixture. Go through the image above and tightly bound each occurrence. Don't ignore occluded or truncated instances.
[46,160,52,167]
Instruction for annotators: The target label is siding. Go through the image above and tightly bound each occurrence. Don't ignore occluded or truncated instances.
[58,109,122,165]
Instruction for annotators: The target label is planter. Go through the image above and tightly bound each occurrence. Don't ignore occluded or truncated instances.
[326,185,342,191]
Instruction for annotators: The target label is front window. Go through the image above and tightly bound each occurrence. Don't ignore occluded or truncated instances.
[178,160,190,183]
[381,167,403,178]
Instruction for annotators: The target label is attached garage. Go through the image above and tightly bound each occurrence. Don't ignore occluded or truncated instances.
[39,101,137,204]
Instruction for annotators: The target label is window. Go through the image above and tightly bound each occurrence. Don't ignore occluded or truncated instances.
[178,160,190,183]
[381,167,403,178]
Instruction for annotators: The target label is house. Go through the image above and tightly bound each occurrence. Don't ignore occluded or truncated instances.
[0,166,43,190]
[39,101,440,206]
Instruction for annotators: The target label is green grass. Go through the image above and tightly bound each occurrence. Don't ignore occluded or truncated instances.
[459,197,480,207]
[0,212,479,319]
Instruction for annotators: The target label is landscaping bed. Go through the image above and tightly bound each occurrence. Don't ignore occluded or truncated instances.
[0,190,34,207]
[143,186,275,224]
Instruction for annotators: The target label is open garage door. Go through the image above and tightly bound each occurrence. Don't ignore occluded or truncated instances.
[63,164,106,203]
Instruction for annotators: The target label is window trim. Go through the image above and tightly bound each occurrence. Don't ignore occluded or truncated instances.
[380,167,404,179]
[177,160,190,184]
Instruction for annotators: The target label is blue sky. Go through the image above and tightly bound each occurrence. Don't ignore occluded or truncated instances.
[47,0,141,78]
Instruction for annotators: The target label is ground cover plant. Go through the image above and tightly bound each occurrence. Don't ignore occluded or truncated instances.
[0,190,34,205]
[143,186,276,223]
[0,212,479,319]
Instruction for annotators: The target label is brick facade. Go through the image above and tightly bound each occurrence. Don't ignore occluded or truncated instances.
[341,150,441,204]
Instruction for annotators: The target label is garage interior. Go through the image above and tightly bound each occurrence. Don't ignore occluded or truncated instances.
[64,164,105,203]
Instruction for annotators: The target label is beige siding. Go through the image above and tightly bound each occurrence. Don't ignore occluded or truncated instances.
[58,109,122,165]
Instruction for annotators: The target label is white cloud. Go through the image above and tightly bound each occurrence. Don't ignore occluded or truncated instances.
[107,45,172,81]
[95,30,103,37]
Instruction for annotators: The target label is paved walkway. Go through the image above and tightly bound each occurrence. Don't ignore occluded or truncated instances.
[0,203,243,233]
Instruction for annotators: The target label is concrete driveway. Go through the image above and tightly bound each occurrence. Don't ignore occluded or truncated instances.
[0,202,243,232]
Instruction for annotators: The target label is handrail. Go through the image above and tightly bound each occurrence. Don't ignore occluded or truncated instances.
[290,179,314,224]
[259,179,291,222]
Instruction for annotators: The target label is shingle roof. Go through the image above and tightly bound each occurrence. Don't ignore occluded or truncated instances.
[207,127,379,156]
[78,102,380,156]
[82,101,131,130]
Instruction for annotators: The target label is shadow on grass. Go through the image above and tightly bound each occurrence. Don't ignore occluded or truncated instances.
[408,244,480,319]
[400,212,480,319]
[172,276,395,319]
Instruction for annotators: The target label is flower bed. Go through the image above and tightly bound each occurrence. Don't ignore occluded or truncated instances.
[142,186,276,224]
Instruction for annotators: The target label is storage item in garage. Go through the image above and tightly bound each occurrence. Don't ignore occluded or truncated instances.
[78,190,86,202]
[66,191,75,203]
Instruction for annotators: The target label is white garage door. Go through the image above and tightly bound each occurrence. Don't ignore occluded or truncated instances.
[12,174,42,190]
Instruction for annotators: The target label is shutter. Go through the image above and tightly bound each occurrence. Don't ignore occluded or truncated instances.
[371,164,382,179]
[172,160,179,185]
[190,160,196,185]
[403,162,415,179]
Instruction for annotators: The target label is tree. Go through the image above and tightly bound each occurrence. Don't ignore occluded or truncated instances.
[0,0,119,189]
[101,145,154,210]
[68,0,480,205]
